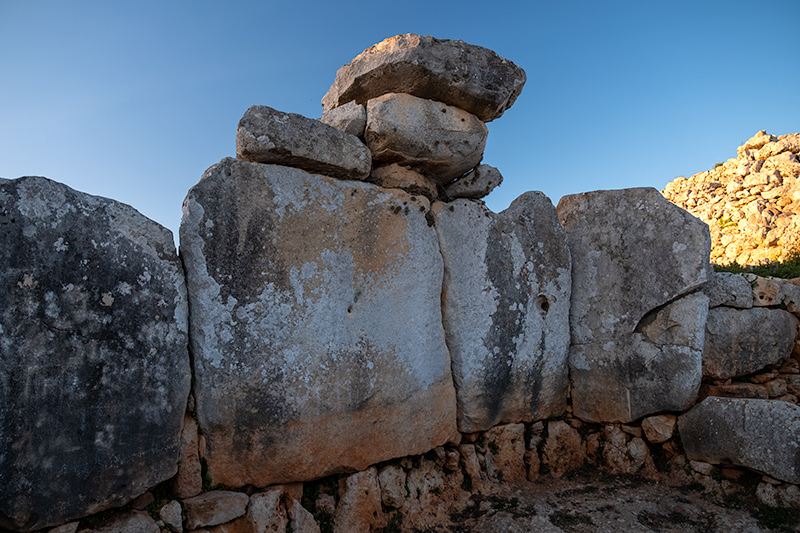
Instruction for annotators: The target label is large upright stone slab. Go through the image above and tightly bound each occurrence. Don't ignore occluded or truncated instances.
[236,105,371,180]
[180,157,457,488]
[322,33,526,122]
[435,193,571,432]
[679,397,800,484]
[557,188,711,423]
[0,177,190,532]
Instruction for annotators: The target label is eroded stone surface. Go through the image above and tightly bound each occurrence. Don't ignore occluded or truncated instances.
[436,193,571,432]
[183,491,249,530]
[319,101,366,138]
[335,468,385,532]
[370,164,438,200]
[679,397,800,484]
[443,164,503,200]
[703,271,753,309]
[365,93,487,184]
[322,33,526,122]
[236,105,371,180]
[174,415,202,499]
[0,176,190,532]
[181,158,457,488]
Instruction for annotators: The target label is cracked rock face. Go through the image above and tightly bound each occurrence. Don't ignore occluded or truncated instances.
[435,193,571,432]
[322,33,526,123]
[557,188,711,423]
[0,176,190,532]
[180,158,457,488]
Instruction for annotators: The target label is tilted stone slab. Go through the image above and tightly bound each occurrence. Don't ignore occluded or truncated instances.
[557,187,711,345]
[365,93,487,184]
[703,307,798,379]
[319,101,366,138]
[236,105,371,180]
[435,193,571,432]
[703,271,753,309]
[181,157,458,488]
[444,164,504,200]
[0,177,190,532]
[321,33,527,123]
[569,294,707,423]
[679,397,800,484]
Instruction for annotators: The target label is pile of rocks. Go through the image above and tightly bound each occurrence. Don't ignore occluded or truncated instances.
[236,33,526,201]
[662,130,800,265]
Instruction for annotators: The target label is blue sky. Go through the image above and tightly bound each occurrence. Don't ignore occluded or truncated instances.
[2,1,799,242]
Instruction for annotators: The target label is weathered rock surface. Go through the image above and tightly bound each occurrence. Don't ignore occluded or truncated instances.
[435,193,571,432]
[236,105,371,180]
[335,468,386,532]
[703,307,798,379]
[181,157,457,488]
[378,465,407,509]
[542,421,584,478]
[703,271,754,309]
[679,397,800,484]
[641,414,677,444]
[0,176,190,532]
[662,130,800,265]
[483,423,527,483]
[183,491,249,530]
[158,500,183,533]
[365,93,487,183]
[443,164,503,200]
[318,101,366,138]
[247,489,287,533]
[174,415,202,499]
[557,187,711,345]
[81,511,160,533]
[287,499,320,533]
[370,164,438,199]
[321,33,526,123]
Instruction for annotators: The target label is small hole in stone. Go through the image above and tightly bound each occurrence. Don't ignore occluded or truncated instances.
[347,306,353,314]
[441,108,447,113]
[538,296,550,313]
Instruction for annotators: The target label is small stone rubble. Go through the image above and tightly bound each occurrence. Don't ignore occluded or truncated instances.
[663,130,800,265]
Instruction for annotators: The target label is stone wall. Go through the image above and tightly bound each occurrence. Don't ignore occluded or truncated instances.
[3,34,800,533]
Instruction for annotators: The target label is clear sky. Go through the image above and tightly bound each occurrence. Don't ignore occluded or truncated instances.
[2,1,799,242]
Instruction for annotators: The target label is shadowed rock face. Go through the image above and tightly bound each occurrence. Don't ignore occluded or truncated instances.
[322,34,526,123]
[435,193,571,433]
[0,176,190,532]
[180,158,457,488]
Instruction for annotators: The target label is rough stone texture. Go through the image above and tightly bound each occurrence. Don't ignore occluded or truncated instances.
[286,500,320,533]
[183,491,249,530]
[662,131,800,265]
[641,414,677,444]
[0,176,190,532]
[703,307,798,379]
[159,501,183,533]
[48,523,78,533]
[236,105,371,180]
[83,511,160,533]
[174,415,202,499]
[181,158,457,488]
[335,468,385,532]
[557,188,711,423]
[542,421,584,479]
[602,426,656,477]
[435,194,571,432]
[443,164,503,200]
[679,397,800,484]
[703,271,754,309]
[370,164,438,200]
[247,489,287,533]
[365,93,487,184]
[378,465,407,508]
[321,33,526,123]
[483,423,527,482]
[701,382,769,400]
[557,187,711,345]
[318,101,366,138]
[568,293,708,423]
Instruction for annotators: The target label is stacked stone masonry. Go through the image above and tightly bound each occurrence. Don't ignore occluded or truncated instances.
[3,34,800,532]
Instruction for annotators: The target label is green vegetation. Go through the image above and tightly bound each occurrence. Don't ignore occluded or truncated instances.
[714,248,800,279]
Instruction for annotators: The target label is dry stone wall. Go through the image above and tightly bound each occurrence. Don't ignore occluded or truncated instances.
[3,34,800,533]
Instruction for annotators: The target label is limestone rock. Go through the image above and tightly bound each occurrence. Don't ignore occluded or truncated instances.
[443,164,504,200]
[159,501,183,533]
[174,415,202,499]
[236,105,371,180]
[370,164,438,200]
[287,500,320,533]
[378,465,407,508]
[679,397,800,484]
[48,523,78,533]
[365,93,487,184]
[435,194,571,432]
[483,423,527,482]
[703,307,798,379]
[247,490,287,533]
[318,101,366,138]
[557,187,711,345]
[0,176,190,532]
[568,294,707,423]
[641,414,677,444]
[703,271,753,309]
[321,33,526,122]
[542,421,584,478]
[183,491,249,530]
[335,468,385,532]
[82,511,159,533]
[181,158,457,488]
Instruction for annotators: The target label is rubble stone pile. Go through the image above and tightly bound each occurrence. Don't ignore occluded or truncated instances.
[662,130,800,265]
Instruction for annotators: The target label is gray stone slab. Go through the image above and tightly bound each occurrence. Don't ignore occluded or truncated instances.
[703,271,753,309]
